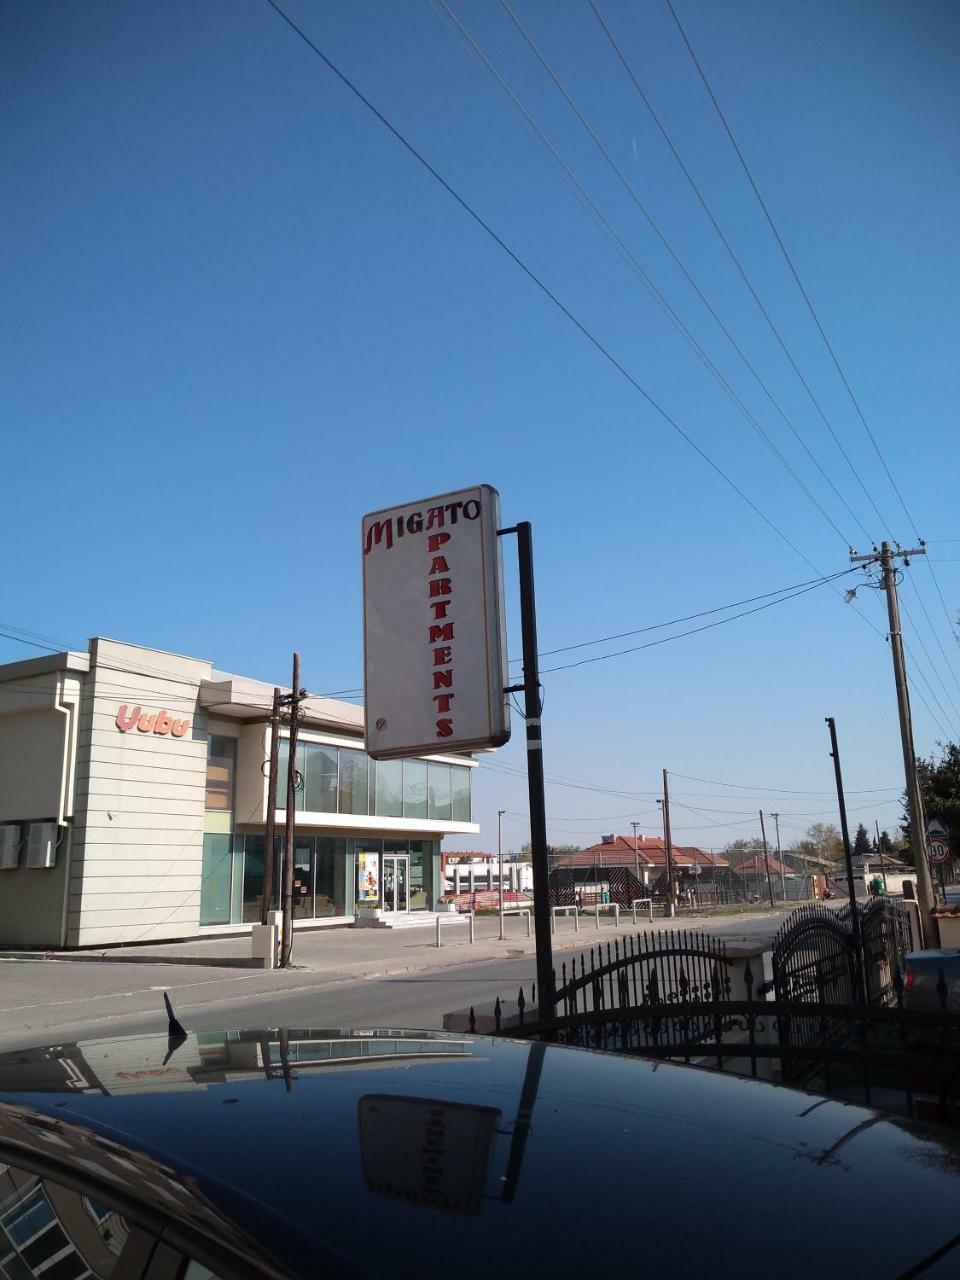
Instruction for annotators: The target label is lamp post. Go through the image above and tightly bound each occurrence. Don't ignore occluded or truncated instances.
[498,809,506,941]
[631,820,641,896]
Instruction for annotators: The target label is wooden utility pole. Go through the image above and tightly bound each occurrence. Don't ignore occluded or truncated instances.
[850,542,935,945]
[875,819,888,892]
[662,769,676,916]
[260,687,282,925]
[758,810,775,907]
[772,811,786,900]
[280,653,302,969]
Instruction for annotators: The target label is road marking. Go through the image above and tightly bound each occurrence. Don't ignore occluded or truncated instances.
[0,971,274,1015]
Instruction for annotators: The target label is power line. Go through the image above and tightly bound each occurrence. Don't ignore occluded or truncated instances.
[575,0,877,547]
[663,0,908,537]
[534,571,856,660]
[539,568,855,673]
[667,770,900,796]
[904,574,960,701]
[433,0,856,548]
[262,0,855,586]
[662,2,960,710]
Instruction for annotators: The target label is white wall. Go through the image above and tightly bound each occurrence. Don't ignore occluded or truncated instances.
[0,671,82,946]
[68,639,212,947]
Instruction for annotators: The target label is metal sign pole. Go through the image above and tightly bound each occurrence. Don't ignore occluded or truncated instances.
[500,522,555,1020]
[826,716,866,1003]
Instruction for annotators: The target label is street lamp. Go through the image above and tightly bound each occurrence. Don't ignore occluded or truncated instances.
[498,809,506,941]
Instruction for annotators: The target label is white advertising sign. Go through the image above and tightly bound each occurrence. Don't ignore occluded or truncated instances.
[362,485,510,760]
[357,851,380,904]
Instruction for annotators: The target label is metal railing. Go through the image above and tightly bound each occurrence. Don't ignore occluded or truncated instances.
[594,903,620,929]
[436,911,475,948]
[632,898,653,925]
[502,908,532,937]
[551,905,580,933]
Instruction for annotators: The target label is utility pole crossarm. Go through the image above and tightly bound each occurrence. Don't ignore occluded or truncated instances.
[850,547,926,565]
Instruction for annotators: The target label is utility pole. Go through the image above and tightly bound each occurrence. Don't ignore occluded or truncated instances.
[826,717,866,1002]
[498,808,506,941]
[771,812,786,900]
[875,819,888,893]
[631,820,641,896]
[758,811,775,908]
[260,687,282,925]
[280,652,303,969]
[850,542,935,945]
[661,770,676,917]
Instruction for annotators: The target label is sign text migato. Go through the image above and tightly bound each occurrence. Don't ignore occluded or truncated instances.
[362,486,509,761]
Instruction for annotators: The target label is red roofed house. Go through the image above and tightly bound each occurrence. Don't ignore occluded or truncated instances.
[549,833,734,908]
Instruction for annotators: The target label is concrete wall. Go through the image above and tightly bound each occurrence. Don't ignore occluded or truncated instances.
[0,671,83,947]
[68,639,212,947]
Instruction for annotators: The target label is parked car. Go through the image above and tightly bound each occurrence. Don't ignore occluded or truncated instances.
[904,948,960,1012]
[2,1026,960,1278]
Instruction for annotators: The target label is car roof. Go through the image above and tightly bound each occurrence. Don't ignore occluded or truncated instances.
[1,1027,959,1278]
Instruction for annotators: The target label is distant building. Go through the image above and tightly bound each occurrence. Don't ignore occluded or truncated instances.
[550,833,729,907]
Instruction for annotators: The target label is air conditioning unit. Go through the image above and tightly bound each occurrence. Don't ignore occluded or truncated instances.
[27,822,58,870]
[0,825,20,871]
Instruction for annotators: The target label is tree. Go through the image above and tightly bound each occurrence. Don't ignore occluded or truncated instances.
[523,842,580,860]
[803,822,844,861]
[916,742,960,850]
[879,830,894,854]
[853,823,872,858]
[722,837,765,869]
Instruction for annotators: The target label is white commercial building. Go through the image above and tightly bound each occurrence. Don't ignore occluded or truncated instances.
[0,638,479,948]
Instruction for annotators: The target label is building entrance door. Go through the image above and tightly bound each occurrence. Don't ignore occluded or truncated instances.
[382,856,409,913]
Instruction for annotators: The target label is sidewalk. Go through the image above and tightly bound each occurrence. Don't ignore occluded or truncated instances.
[0,903,787,976]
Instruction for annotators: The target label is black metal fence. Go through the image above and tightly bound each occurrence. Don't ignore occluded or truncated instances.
[480,907,960,1125]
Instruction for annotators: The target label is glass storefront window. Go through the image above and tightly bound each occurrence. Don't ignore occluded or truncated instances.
[403,760,428,819]
[272,738,470,825]
[376,760,403,817]
[409,840,432,910]
[451,766,471,822]
[339,749,368,815]
[242,835,267,923]
[303,744,337,813]
[275,741,305,811]
[428,764,452,820]
[355,840,382,910]
[200,834,233,925]
[315,837,345,916]
[205,736,236,812]
[293,839,315,918]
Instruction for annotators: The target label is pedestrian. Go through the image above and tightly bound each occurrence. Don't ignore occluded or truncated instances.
[575,889,583,912]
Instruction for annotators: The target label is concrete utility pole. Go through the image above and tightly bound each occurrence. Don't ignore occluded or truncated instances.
[280,652,303,969]
[260,687,282,924]
[771,811,786,900]
[850,542,935,945]
[661,770,676,916]
[758,811,775,907]
[498,808,506,941]
[631,820,641,893]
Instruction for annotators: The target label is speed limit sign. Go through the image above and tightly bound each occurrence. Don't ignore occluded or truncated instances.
[929,839,950,864]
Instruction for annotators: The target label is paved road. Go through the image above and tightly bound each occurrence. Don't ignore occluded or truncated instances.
[0,911,789,1052]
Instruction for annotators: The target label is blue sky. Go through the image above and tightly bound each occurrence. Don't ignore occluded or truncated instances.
[3,0,959,852]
